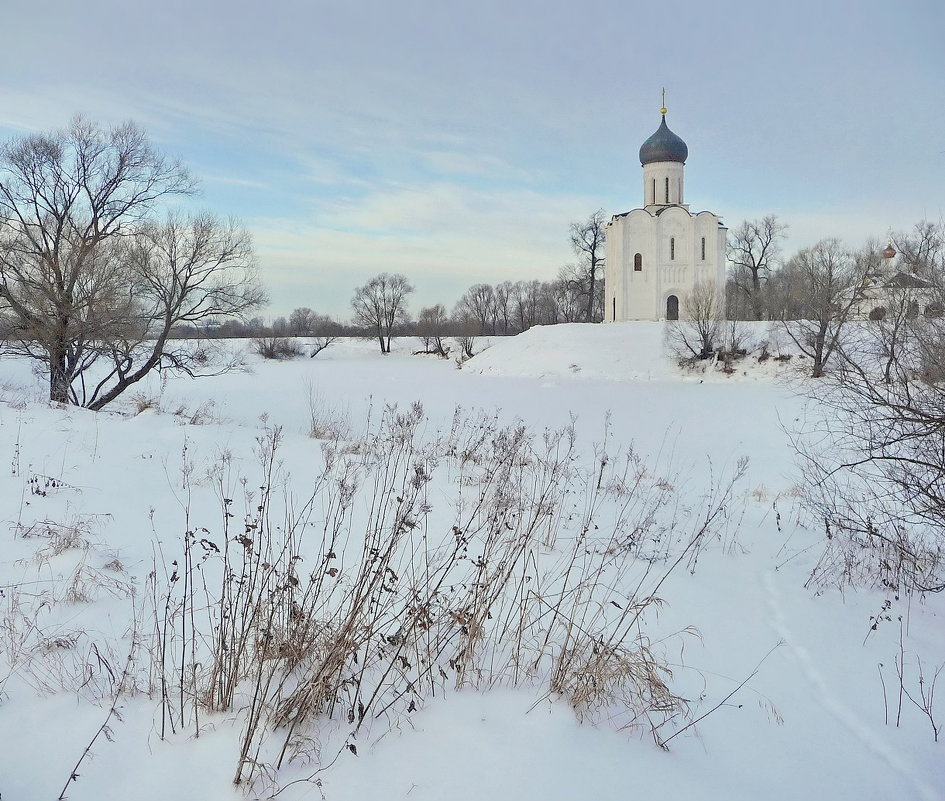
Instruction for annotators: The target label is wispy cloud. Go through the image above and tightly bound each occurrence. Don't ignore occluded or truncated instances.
[250,180,600,316]
[1,0,941,320]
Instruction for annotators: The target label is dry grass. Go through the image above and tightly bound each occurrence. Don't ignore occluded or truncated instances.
[0,397,747,794]
[306,383,351,441]
[1,512,138,705]
[140,404,747,790]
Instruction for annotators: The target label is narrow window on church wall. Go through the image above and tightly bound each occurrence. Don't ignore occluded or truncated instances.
[701,237,706,260]
[679,179,683,204]
[633,253,642,271]
[670,238,675,260]
[651,179,655,204]
[613,297,616,320]
[664,177,669,204]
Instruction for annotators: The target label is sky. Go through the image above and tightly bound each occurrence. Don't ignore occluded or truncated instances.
[1,0,943,319]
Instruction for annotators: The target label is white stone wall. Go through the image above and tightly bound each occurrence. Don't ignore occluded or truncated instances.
[604,201,726,322]
[642,162,686,208]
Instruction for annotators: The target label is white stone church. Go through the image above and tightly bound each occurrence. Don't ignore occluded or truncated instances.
[604,107,727,321]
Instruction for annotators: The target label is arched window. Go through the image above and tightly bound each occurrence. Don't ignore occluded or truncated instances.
[670,237,675,260]
[701,237,706,261]
[664,177,669,204]
[633,252,642,271]
[678,178,683,204]
[612,297,617,320]
[666,295,679,320]
[651,179,656,205]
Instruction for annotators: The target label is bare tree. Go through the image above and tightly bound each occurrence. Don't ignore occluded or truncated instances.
[877,285,925,383]
[493,281,516,335]
[779,239,868,378]
[665,280,722,361]
[416,304,450,356]
[568,209,607,323]
[765,258,809,322]
[538,280,565,324]
[287,306,338,355]
[551,271,584,323]
[795,272,945,593]
[289,307,323,336]
[728,215,787,320]
[895,220,945,279]
[452,320,479,362]
[453,283,497,335]
[510,280,541,332]
[351,272,413,353]
[0,118,264,408]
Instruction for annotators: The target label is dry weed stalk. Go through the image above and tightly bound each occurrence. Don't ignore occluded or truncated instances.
[146,405,747,790]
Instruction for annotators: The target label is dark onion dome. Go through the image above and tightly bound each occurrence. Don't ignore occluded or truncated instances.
[639,115,688,165]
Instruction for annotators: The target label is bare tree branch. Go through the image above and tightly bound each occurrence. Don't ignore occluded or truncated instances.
[0,117,264,408]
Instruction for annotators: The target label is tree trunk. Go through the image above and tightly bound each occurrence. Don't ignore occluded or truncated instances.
[48,347,70,403]
[812,322,828,378]
[751,270,764,321]
[587,257,598,323]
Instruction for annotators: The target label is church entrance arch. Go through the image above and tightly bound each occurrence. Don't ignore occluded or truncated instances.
[666,295,679,320]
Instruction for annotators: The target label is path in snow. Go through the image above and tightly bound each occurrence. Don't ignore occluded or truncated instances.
[764,570,938,801]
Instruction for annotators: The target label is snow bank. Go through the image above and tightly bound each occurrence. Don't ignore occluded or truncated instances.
[463,321,803,382]
[464,322,676,380]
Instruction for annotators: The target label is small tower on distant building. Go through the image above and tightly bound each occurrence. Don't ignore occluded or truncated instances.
[604,95,727,321]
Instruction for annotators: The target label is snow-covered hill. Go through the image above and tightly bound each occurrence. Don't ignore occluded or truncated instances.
[464,322,676,380]
[464,321,808,383]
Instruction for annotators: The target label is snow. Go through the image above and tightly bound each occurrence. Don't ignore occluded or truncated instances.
[0,324,941,801]
[465,323,677,381]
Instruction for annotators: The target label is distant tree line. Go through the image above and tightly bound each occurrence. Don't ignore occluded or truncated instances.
[172,208,608,354]
[174,275,601,344]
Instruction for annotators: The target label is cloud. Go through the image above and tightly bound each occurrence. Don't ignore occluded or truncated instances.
[249,181,601,317]
[2,0,942,326]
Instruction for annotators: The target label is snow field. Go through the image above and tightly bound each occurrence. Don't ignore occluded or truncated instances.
[0,324,941,800]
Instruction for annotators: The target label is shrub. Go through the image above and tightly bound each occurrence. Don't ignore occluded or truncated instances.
[253,337,304,360]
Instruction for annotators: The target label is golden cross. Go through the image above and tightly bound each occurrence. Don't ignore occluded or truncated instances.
[661,88,667,115]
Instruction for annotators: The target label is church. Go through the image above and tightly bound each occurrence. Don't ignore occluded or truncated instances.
[604,103,727,321]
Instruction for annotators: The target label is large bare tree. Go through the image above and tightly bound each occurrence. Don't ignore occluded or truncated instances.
[351,272,413,353]
[0,117,264,408]
[778,239,868,378]
[727,215,786,320]
[568,209,607,323]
